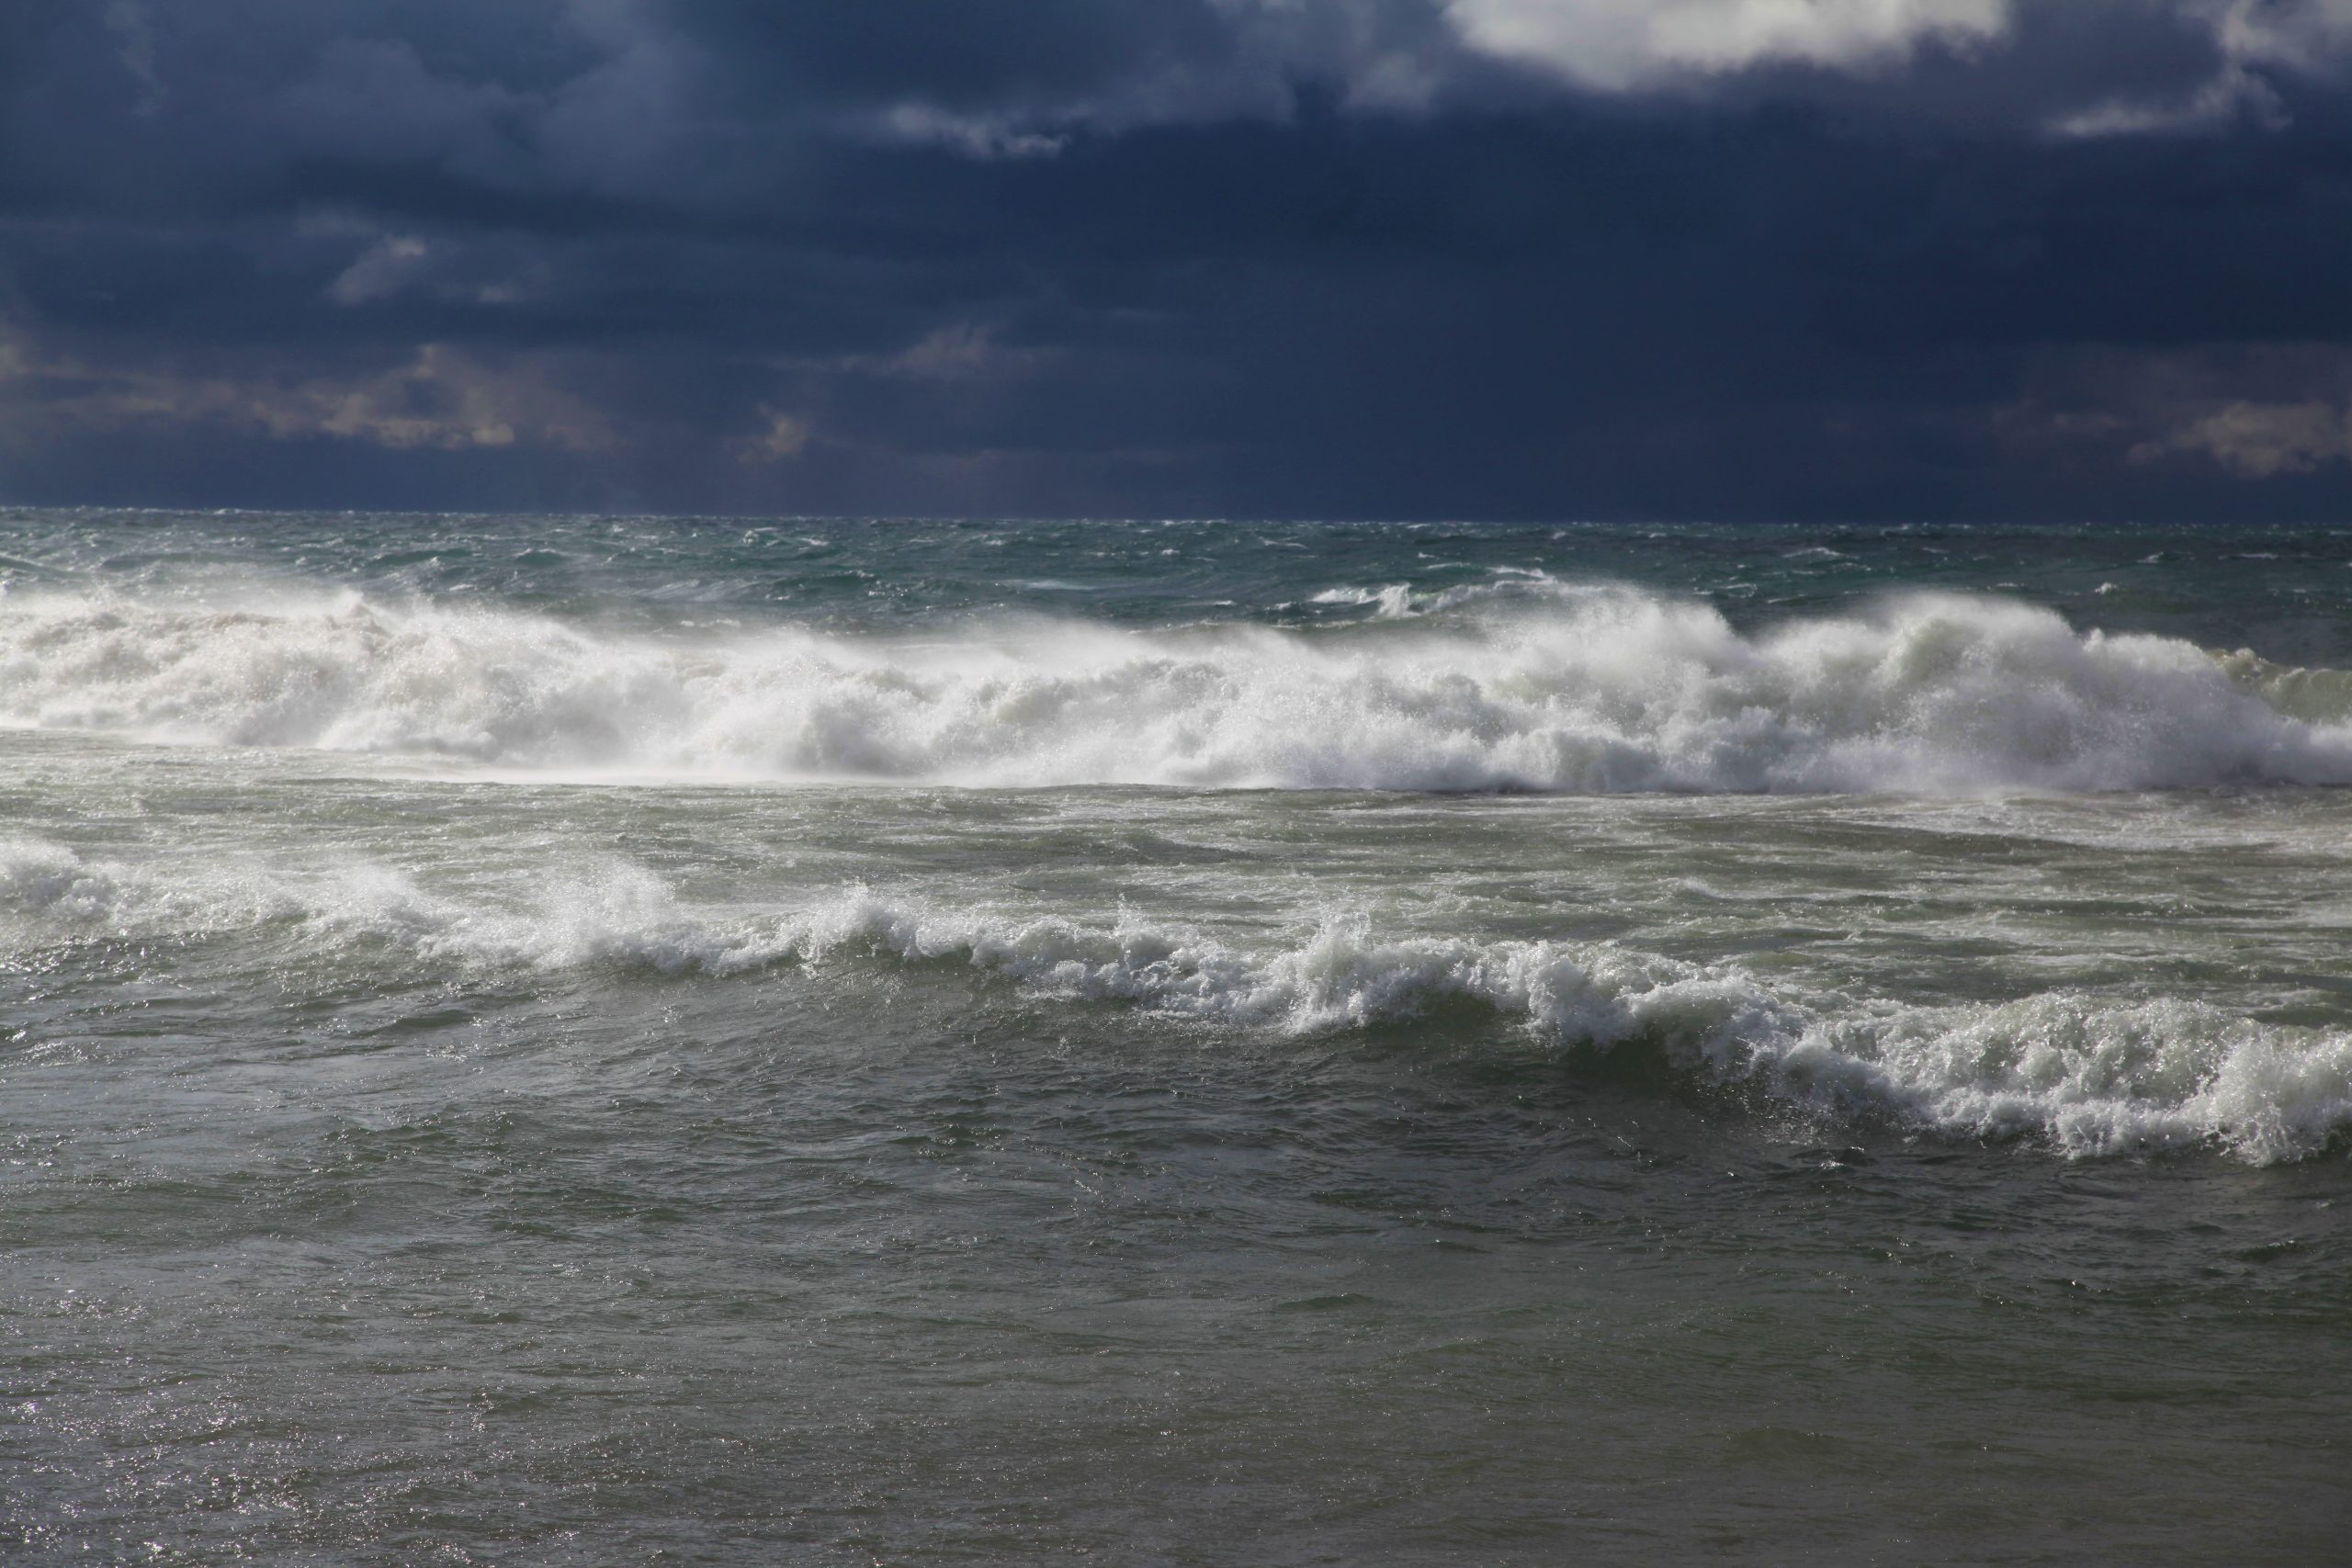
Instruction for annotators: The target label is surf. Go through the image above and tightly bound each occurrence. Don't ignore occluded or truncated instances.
[8,835,2348,1164]
[5,580,2351,793]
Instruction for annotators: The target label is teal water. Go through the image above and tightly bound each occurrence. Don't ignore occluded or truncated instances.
[4,512,2350,1562]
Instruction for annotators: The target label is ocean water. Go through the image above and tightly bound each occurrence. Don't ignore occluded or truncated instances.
[3,510,2349,1564]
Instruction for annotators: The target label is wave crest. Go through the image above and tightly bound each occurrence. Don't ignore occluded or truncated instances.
[8,838,2347,1164]
[5,584,2351,792]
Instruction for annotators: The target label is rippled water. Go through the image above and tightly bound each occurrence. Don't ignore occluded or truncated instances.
[4,512,2349,1563]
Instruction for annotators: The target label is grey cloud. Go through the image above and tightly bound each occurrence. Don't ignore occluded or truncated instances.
[276,38,533,177]
[729,406,812,466]
[2003,344,2352,479]
[2144,399,2352,476]
[7,0,2352,520]
[2212,0,2352,69]
[0,329,621,455]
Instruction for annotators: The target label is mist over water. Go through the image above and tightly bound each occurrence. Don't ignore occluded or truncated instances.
[5,513,2350,1563]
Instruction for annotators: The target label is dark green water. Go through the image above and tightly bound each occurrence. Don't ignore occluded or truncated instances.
[3,513,2349,1562]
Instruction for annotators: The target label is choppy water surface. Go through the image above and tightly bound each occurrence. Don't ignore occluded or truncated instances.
[4,512,2349,1563]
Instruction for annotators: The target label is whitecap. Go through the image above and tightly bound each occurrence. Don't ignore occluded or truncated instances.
[4,583,2350,794]
[6,839,2345,1165]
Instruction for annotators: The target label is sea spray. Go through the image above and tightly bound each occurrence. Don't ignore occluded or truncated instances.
[5,584,2351,791]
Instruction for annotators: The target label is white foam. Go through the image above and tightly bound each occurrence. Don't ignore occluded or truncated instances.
[2213,649,2352,725]
[0,837,800,977]
[5,583,2351,792]
[6,837,2347,1163]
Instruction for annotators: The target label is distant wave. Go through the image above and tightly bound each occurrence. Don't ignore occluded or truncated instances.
[6,837,2346,1164]
[5,581,2352,792]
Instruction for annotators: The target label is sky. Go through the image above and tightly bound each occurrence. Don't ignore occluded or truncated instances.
[5,0,2352,521]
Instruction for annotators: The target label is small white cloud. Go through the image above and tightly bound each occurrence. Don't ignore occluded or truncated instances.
[326,235,432,306]
[310,226,548,310]
[868,323,1000,380]
[467,276,538,307]
[2050,60,2286,137]
[873,103,1069,160]
[1441,0,2011,90]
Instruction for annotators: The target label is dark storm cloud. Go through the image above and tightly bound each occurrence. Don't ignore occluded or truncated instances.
[6,0,2352,518]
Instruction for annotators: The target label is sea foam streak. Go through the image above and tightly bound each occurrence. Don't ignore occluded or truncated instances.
[7,838,2348,1164]
[5,582,2352,791]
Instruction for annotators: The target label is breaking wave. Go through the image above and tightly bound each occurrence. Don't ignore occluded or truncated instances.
[7,837,2348,1164]
[4,582,2351,792]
